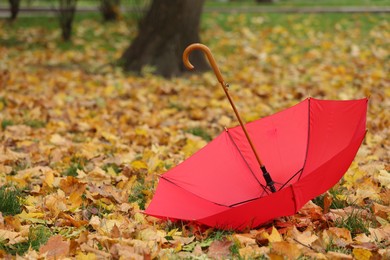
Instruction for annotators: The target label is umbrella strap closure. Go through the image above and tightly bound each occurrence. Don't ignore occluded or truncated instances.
[261,166,276,193]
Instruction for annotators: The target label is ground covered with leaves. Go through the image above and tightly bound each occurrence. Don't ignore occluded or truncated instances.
[0,12,389,259]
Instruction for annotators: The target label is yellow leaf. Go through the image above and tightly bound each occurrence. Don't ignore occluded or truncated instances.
[135,128,148,136]
[343,162,365,189]
[44,171,54,188]
[182,138,207,157]
[17,210,45,224]
[131,160,148,170]
[271,241,301,260]
[377,170,390,187]
[167,228,179,237]
[268,226,283,243]
[174,242,182,253]
[101,131,118,142]
[106,166,117,177]
[76,252,97,260]
[353,248,372,260]
[239,246,269,259]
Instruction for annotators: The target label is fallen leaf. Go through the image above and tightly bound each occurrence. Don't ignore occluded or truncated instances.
[326,251,353,259]
[289,226,318,247]
[39,235,70,259]
[352,248,372,260]
[270,241,301,260]
[207,239,232,259]
[323,193,332,214]
[369,225,390,242]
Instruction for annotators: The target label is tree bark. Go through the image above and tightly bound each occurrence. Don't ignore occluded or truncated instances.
[8,0,21,21]
[120,0,208,78]
[100,0,120,22]
[58,0,77,41]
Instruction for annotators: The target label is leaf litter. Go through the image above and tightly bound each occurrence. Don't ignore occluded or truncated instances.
[0,13,389,259]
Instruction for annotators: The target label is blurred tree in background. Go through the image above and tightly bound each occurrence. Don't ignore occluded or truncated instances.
[120,0,209,77]
[8,0,21,21]
[100,0,121,22]
[57,0,77,41]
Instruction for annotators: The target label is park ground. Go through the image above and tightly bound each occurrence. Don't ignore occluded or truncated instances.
[0,4,389,259]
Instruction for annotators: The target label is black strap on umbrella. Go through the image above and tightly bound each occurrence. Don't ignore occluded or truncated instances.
[261,166,276,193]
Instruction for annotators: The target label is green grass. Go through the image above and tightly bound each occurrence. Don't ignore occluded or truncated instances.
[205,0,390,7]
[0,225,51,256]
[2,11,385,51]
[0,186,22,216]
[24,119,46,129]
[202,12,387,34]
[312,186,348,210]
[334,208,371,237]
[1,119,14,130]
[128,181,152,210]
[12,0,388,8]
[102,163,122,174]
[325,238,352,254]
[186,127,212,142]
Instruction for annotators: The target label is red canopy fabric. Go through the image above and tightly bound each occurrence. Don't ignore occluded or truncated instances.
[145,98,368,230]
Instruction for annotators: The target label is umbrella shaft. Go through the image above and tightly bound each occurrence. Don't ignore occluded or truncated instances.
[222,83,264,167]
[222,83,276,193]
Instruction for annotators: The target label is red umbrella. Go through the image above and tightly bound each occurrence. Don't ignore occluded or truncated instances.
[145,44,368,230]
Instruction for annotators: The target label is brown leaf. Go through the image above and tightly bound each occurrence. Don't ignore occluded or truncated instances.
[324,227,353,247]
[299,201,325,221]
[233,233,257,247]
[207,239,233,259]
[289,226,319,247]
[326,251,353,259]
[349,242,378,251]
[371,202,390,219]
[369,225,390,242]
[323,193,333,214]
[111,224,120,238]
[45,190,67,217]
[39,235,70,259]
[59,176,86,196]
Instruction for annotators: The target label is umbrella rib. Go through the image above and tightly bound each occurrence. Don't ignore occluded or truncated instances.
[226,129,270,195]
[278,168,303,191]
[276,98,312,191]
[298,98,312,181]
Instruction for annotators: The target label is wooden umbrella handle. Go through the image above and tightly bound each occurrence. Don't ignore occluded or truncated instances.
[182,43,277,193]
[183,43,225,85]
[183,43,265,168]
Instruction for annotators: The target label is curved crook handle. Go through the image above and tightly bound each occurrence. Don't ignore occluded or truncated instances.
[183,43,225,85]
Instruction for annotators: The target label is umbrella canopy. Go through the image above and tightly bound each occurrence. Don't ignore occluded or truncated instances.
[145,44,368,230]
[145,98,367,230]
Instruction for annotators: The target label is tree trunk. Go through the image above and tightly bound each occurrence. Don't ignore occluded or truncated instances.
[100,0,121,22]
[120,0,208,78]
[58,0,77,41]
[8,0,21,21]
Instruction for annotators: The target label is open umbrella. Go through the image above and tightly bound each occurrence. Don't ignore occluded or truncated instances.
[145,43,368,230]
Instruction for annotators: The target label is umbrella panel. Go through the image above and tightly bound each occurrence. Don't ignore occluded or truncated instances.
[145,98,368,230]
